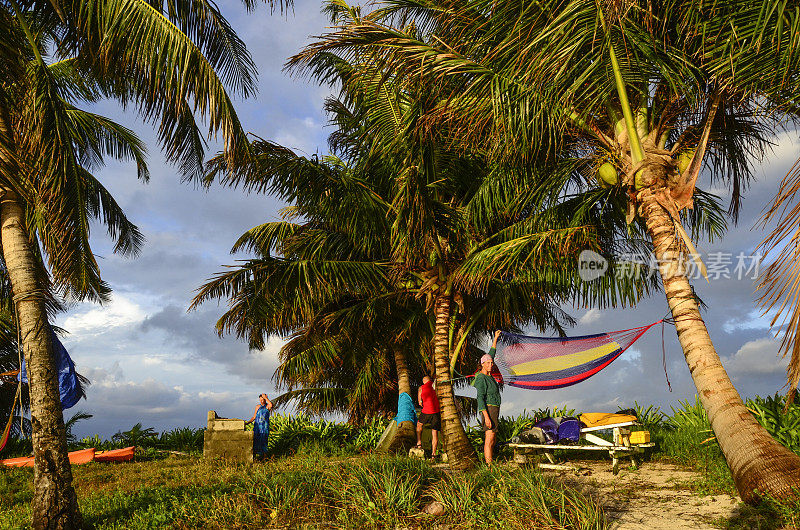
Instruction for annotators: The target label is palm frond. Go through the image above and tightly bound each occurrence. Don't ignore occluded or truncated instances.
[757,158,800,400]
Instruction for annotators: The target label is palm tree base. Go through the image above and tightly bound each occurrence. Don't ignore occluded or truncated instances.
[387,421,417,453]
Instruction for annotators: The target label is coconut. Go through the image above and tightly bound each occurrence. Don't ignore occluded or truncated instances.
[597,162,618,187]
[677,149,695,174]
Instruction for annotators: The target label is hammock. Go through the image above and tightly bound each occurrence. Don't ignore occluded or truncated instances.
[494,322,661,390]
[0,381,20,453]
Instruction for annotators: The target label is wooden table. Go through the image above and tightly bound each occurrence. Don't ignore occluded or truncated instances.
[509,421,655,475]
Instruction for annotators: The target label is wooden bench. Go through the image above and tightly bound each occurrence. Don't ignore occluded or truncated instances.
[509,421,655,475]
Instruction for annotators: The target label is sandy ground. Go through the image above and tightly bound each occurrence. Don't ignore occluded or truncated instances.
[545,460,740,529]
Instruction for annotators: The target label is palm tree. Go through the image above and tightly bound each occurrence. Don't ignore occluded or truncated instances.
[112,422,158,446]
[1,57,149,530]
[1,1,277,526]
[294,0,800,500]
[195,176,480,451]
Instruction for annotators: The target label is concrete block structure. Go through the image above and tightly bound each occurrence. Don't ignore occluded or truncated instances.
[203,410,253,463]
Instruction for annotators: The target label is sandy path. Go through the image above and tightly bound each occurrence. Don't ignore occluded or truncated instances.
[548,461,740,529]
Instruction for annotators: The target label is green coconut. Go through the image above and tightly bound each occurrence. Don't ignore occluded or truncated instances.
[596,162,618,187]
[677,149,695,174]
[634,169,646,190]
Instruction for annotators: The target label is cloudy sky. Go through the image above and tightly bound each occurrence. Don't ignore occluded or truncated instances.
[56,0,798,439]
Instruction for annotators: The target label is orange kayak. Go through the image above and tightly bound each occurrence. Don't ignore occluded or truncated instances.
[1,447,96,468]
[95,446,135,463]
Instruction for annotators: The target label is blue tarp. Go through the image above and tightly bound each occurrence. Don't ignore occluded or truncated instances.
[393,392,417,424]
[18,332,82,410]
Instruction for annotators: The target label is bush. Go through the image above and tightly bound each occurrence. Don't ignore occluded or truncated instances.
[745,393,800,454]
[650,395,733,494]
[157,427,205,452]
[265,414,389,457]
[0,435,32,458]
[632,401,666,429]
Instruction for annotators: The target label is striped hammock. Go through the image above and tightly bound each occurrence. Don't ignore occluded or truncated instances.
[0,378,20,453]
[495,322,661,390]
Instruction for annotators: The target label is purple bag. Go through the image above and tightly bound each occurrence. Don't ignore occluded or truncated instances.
[557,417,581,443]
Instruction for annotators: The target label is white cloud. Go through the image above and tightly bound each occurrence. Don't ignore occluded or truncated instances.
[579,308,603,325]
[142,356,166,366]
[721,338,789,377]
[273,116,323,155]
[61,294,149,334]
[70,375,259,438]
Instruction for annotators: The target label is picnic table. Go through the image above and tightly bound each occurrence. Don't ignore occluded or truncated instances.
[509,420,655,475]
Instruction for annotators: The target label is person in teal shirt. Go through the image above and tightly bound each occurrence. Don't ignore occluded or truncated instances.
[472,330,502,465]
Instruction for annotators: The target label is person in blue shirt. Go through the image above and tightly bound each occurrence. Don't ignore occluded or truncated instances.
[472,330,502,465]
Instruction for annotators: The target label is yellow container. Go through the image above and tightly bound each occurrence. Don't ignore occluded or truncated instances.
[630,431,650,444]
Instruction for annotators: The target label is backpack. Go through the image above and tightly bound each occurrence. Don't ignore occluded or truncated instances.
[556,416,582,443]
[512,427,547,444]
[533,417,559,444]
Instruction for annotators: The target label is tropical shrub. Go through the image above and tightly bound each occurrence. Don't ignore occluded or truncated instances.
[158,427,205,453]
[262,414,390,457]
[651,396,732,494]
[665,396,711,432]
[0,435,32,458]
[745,394,800,454]
[632,401,666,429]
[112,423,158,446]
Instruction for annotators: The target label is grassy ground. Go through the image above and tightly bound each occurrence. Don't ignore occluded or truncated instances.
[1,452,606,529]
[2,396,799,528]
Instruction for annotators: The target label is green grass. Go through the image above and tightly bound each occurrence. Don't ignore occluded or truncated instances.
[4,395,800,528]
[0,454,607,529]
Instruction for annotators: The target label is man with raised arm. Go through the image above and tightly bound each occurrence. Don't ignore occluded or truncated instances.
[472,330,502,465]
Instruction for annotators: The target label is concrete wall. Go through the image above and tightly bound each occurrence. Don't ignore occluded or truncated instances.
[203,410,253,463]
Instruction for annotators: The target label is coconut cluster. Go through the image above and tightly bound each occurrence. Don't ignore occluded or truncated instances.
[595,146,695,191]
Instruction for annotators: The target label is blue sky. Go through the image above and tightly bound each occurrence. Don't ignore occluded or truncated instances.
[56,0,798,439]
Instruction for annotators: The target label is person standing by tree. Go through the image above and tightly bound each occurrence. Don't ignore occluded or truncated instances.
[472,330,502,465]
[416,375,441,460]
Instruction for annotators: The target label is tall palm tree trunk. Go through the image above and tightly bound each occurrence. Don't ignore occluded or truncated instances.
[0,193,82,529]
[389,347,416,452]
[640,189,800,502]
[433,293,475,469]
[394,347,411,395]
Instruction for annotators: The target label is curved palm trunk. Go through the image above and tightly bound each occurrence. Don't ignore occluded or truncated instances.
[640,189,800,502]
[389,347,416,452]
[0,193,82,529]
[433,293,475,469]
